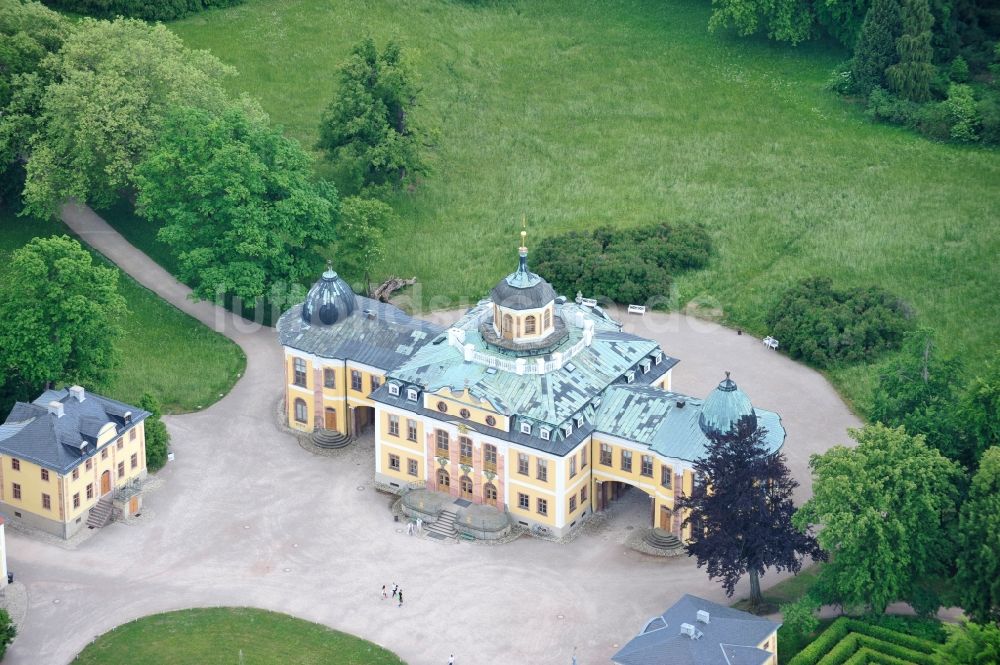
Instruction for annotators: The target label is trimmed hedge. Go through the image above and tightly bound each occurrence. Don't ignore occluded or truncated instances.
[790,618,942,665]
[41,0,243,21]
[843,647,925,665]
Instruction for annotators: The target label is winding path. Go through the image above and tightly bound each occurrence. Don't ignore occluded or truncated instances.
[5,202,861,665]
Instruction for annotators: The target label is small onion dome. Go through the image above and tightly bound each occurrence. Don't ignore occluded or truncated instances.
[301,263,357,326]
[490,239,556,311]
[698,371,758,437]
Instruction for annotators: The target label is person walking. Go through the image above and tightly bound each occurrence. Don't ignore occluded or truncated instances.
[398,588,404,608]
[381,584,387,600]
[391,583,398,600]
[448,655,454,664]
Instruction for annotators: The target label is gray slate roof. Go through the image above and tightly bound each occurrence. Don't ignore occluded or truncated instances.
[489,252,557,310]
[612,595,780,665]
[0,389,149,474]
[277,295,445,371]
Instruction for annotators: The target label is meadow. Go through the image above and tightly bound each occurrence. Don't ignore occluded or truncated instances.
[109,0,999,410]
[71,608,405,665]
[0,209,245,414]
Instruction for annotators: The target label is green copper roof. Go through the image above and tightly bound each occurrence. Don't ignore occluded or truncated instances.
[698,372,757,437]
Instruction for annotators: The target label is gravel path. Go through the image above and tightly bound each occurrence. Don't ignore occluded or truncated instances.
[2,202,860,665]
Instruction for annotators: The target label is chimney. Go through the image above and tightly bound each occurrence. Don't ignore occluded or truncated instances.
[69,385,85,402]
[676,399,686,409]
[48,401,65,418]
[680,623,696,638]
[697,610,710,624]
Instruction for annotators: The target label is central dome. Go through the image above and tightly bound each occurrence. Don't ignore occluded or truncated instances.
[490,242,556,311]
[301,264,357,326]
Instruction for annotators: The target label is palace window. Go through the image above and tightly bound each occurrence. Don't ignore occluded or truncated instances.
[12,483,20,500]
[544,309,551,330]
[540,427,550,441]
[407,419,418,442]
[324,369,336,388]
[626,371,635,384]
[661,465,672,489]
[371,376,381,391]
[406,388,418,401]
[459,408,471,420]
[621,450,633,473]
[10,458,19,471]
[130,428,137,441]
[42,493,51,510]
[86,459,93,471]
[581,444,588,468]
[569,456,577,478]
[600,443,612,466]
[435,430,449,453]
[502,314,513,337]
[72,468,79,480]
[294,398,308,423]
[388,454,400,471]
[41,468,49,481]
[483,444,497,471]
[407,459,418,477]
[537,498,548,516]
[117,439,123,450]
[351,370,362,391]
[388,415,400,437]
[654,351,663,365]
[525,315,536,335]
[641,455,654,477]
[536,459,548,482]
[581,485,588,502]
[485,483,498,505]
[118,462,125,478]
[485,415,496,427]
[569,495,577,513]
[459,437,473,464]
[641,359,652,374]
[518,453,529,475]
[86,483,94,499]
[293,358,307,386]
[388,382,400,396]
[73,493,81,509]
[437,468,450,488]
[563,423,573,437]
[102,449,108,460]
[518,493,529,510]
[131,453,138,469]
[520,422,531,435]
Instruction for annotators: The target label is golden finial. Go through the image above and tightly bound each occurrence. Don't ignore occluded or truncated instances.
[519,215,527,251]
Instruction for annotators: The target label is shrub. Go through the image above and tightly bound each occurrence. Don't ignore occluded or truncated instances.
[789,617,943,665]
[790,617,853,665]
[949,56,970,83]
[0,608,15,659]
[532,222,711,307]
[944,83,980,142]
[864,615,948,644]
[40,0,243,21]
[942,622,1000,665]
[139,392,169,471]
[764,277,913,368]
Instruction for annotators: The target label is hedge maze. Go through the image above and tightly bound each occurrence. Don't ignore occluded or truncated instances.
[789,618,945,665]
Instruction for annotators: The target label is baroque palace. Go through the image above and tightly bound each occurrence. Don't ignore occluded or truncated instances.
[277,233,784,538]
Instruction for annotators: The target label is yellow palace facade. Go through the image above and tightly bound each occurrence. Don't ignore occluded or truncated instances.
[278,238,784,538]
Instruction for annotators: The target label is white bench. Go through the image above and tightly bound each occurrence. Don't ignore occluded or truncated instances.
[762,336,779,350]
[627,304,646,315]
[581,298,598,308]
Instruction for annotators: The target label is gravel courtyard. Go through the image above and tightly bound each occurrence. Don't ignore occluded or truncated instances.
[2,204,861,665]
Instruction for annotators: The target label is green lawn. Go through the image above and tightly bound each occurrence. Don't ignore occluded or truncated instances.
[71,607,405,665]
[0,209,245,414]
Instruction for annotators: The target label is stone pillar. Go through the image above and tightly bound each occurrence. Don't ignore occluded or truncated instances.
[312,366,324,430]
[472,444,483,503]
[447,433,460,498]
[426,431,437,491]
[672,470,685,538]
[495,452,506,511]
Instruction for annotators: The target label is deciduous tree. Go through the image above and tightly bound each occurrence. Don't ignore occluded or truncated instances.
[316,37,427,194]
[135,106,337,303]
[139,392,169,471]
[0,235,127,396]
[954,446,1000,624]
[794,424,962,615]
[332,196,393,292]
[677,425,824,612]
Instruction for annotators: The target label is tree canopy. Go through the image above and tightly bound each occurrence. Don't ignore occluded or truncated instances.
[332,196,394,290]
[316,37,427,194]
[21,17,237,216]
[954,446,1000,624]
[708,0,870,47]
[0,235,127,397]
[135,105,337,303]
[677,425,824,612]
[139,392,169,471]
[794,424,962,615]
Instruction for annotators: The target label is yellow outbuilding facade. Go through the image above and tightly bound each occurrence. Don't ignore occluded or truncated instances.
[278,240,784,539]
[0,387,149,538]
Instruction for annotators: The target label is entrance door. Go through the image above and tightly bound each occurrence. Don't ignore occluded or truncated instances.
[437,468,450,489]
[460,476,473,499]
[129,496,139,515]
[325,408,337,431]
[660,505,672,531]
[100,470,111,495]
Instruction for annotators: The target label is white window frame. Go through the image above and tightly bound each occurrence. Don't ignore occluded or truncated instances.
[388,383,400,396]
[626,371,635,384]
[406,388,418,401]
[520,422,532,435]
[540,428,550,441]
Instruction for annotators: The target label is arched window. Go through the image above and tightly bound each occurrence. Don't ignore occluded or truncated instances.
[437,468,450,488]
[502,313,513,338]
[293,398,308,423]
[543,309,551,330]
[460,476,473,498]
[323,368,335,388]
[484,482,497,506]
[525,315,536,335]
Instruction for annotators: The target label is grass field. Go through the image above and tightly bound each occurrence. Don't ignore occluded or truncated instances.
[0,209,245,414]
[71,607,405,665]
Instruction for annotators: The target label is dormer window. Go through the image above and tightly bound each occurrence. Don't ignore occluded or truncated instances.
[388,383,400,396]
[654,351,663,365]
[626,371,635,384]
[574,414,584,427]
[641,359,651,374]
[563,423,573,437]
[540,427,551,441]
[520,422,532,435]
[406,388,418,401]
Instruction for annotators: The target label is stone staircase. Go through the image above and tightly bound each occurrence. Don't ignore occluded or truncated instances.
[425,506,458,540]
[644,527,683,553]
[87,495,115,529]
[311,428,352,449]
